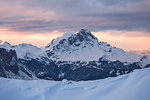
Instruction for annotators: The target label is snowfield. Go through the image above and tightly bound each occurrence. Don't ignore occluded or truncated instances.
[0,68,150,100]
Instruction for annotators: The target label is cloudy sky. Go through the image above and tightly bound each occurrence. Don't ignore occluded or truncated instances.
[0,0,150,51]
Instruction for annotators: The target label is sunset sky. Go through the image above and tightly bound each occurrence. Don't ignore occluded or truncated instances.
[0,0,150,51]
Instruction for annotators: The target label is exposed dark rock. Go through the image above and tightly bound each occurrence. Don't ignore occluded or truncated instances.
[57,60,141,81]
[0,48,19,76]
[0,48,34,79]
[18,58,61,80]
[145,64,150,68]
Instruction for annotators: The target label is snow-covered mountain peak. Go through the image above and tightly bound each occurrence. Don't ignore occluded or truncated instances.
[45,29,147,63]
[3,41,11,46]
[45,29,104,61]
[46,28,99,48]
[0,41,12,50]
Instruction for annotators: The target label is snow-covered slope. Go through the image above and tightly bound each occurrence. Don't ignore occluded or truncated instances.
[0,68,150,100]
[45,28,144,63]
[131,50,150,58]
[0,41,47,59]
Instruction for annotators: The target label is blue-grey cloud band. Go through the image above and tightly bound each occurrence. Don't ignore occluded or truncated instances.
[0,0,149,34]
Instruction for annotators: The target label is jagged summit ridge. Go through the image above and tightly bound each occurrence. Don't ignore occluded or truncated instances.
[45,29,104,61]
[45,28,98,49]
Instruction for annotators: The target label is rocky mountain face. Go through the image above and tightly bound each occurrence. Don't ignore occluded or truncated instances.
[18,58,60,80]
[0,28,150,81]
[0,48,18,77]
[56,60,141,81]
[0,48,35,79]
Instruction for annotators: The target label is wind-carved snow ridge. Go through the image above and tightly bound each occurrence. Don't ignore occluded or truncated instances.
[45,28,145,63]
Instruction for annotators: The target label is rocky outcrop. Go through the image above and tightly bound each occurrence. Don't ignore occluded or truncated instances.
[0,48,34,79]
[0,48,19,77]
[56,60,141,81]
[18,58,60,80]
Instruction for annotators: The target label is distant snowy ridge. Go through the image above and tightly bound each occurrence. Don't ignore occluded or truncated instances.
[0,68,150,100]
[0,41,47,59]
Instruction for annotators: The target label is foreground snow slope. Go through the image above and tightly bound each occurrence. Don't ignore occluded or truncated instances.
[0,68,150,100]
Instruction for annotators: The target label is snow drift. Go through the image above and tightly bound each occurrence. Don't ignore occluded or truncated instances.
[0,68,150,100]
